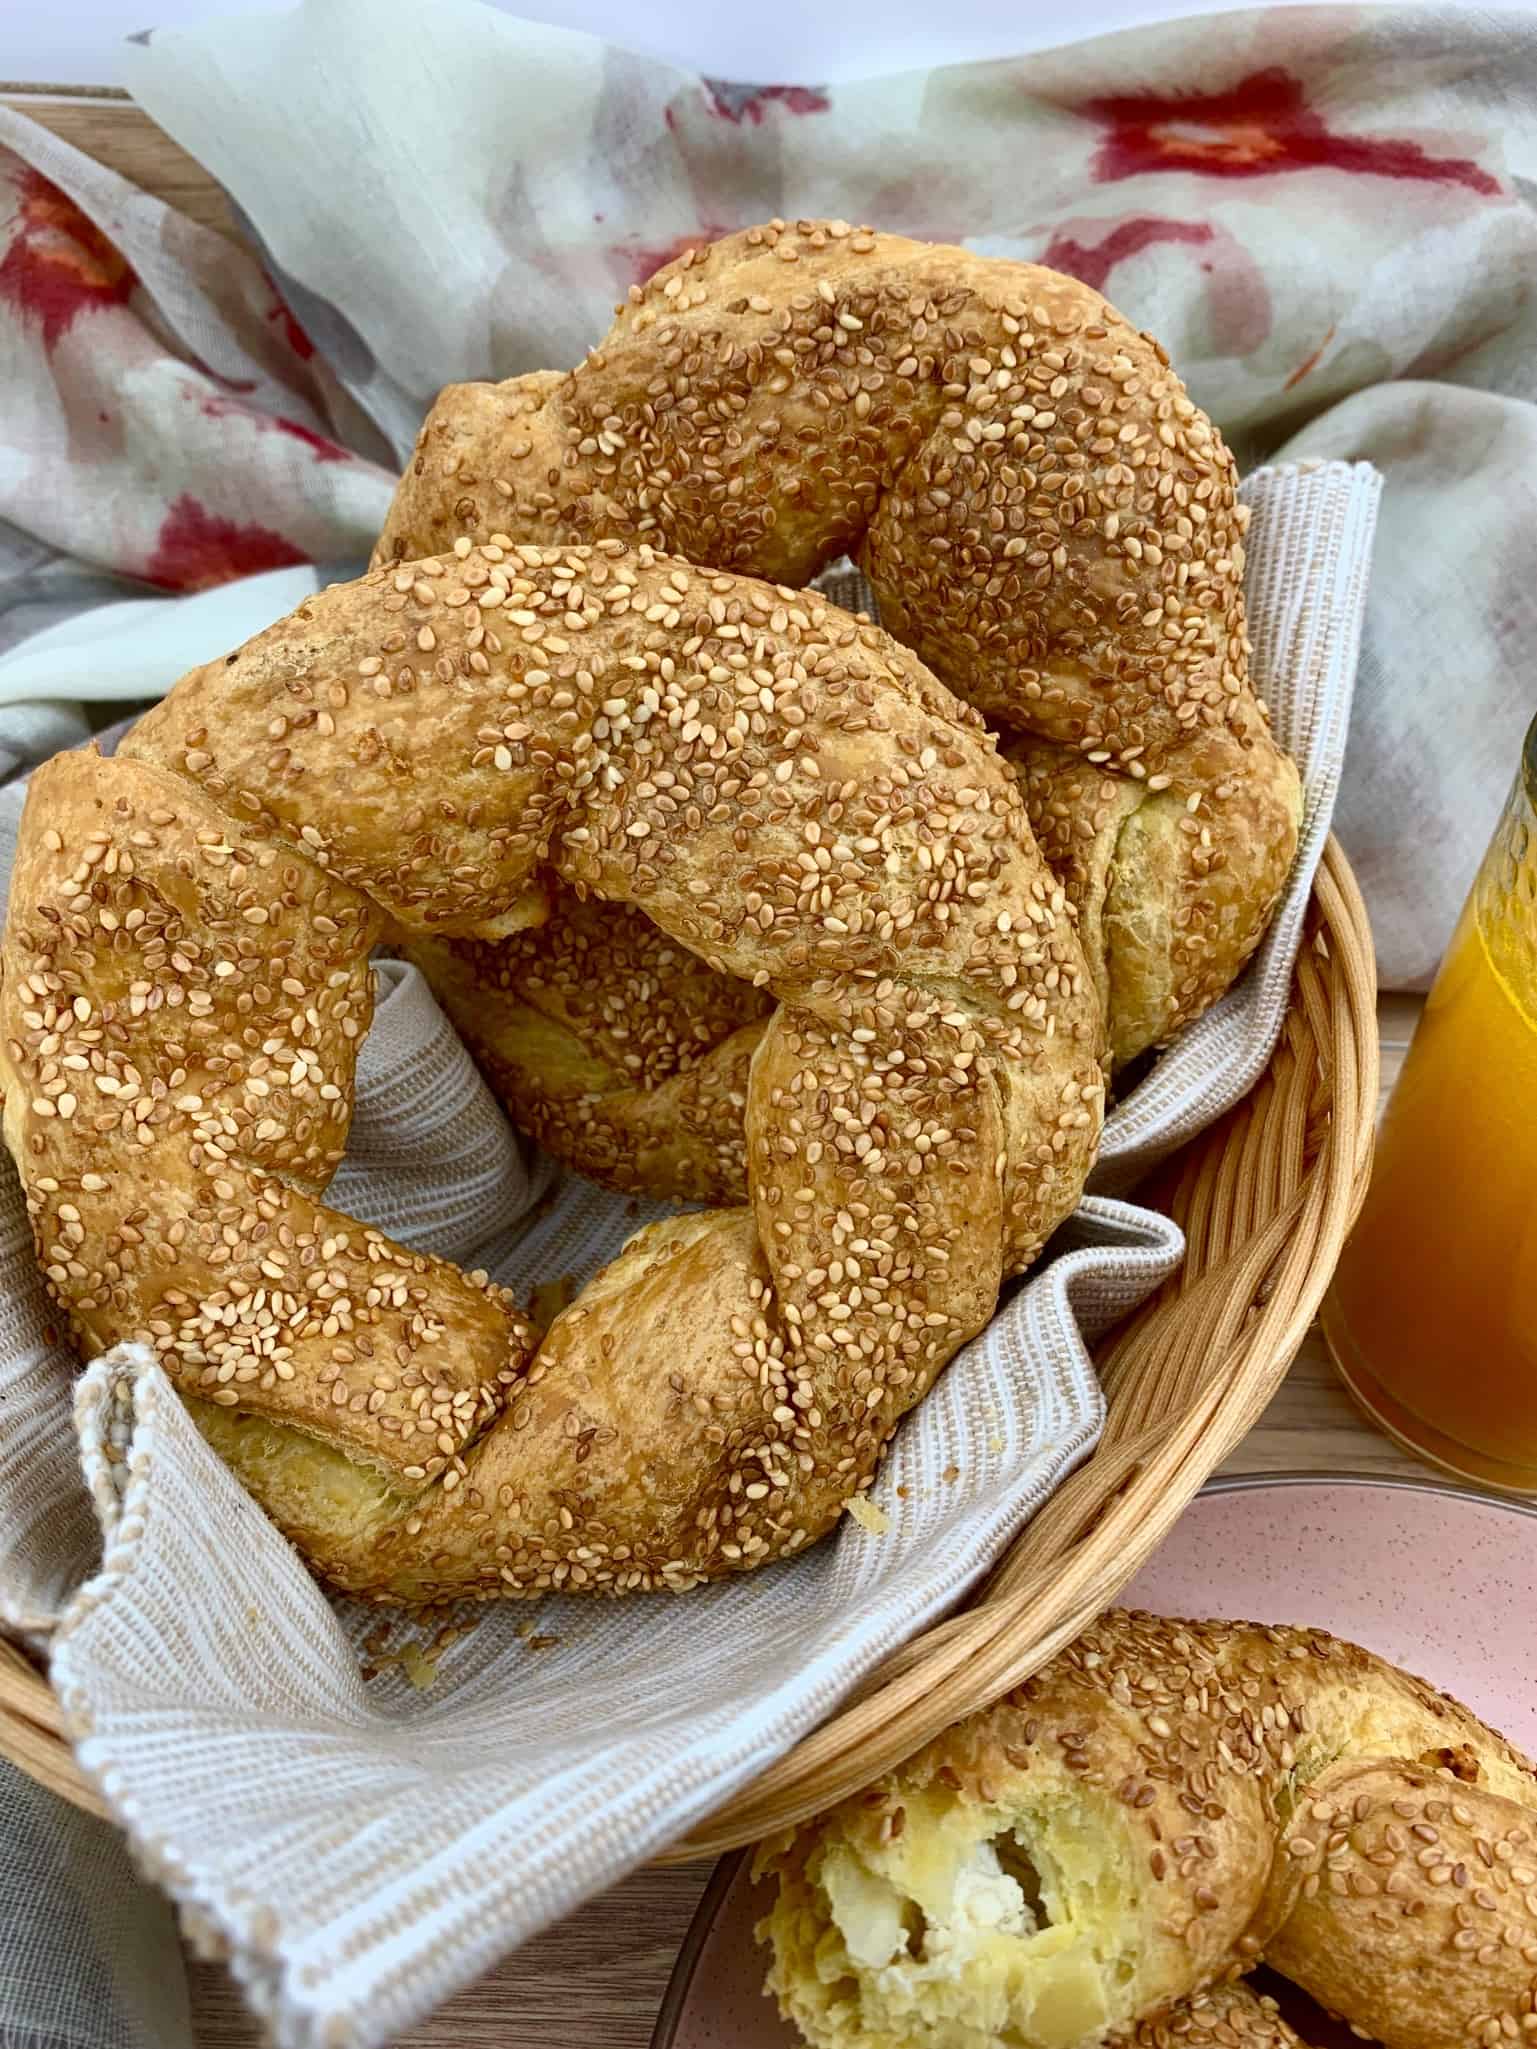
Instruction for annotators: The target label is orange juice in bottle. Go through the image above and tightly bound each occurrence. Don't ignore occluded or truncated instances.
[1323,716,1537,1488]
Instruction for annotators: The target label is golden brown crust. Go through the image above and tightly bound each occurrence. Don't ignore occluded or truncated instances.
[441,711,1290,1202]
[1005,738,1297,1069]
[1110,1981,1313,2049]
[1265,1762,1537,2049]
[399,891,768,1201]
[756,1610,1537,2049]
[5,541,1103,1601]
[1006,740,1144,1057]
[0,749,533,1492]
[378,222,1300,1068]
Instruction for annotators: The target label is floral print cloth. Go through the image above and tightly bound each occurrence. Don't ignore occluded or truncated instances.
[2,0,1534,982]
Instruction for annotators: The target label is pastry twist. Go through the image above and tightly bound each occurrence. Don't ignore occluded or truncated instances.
[379,223,1301,1075]
[400,890,768,1203]
[756,1610,1537,2049]
[1,544,1102,1601]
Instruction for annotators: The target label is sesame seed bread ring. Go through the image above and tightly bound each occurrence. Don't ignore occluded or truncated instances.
[755,1609,1537,2049]
[399,891,769,1203]
[2,542,1103,1602]
[377,220,1301,1070]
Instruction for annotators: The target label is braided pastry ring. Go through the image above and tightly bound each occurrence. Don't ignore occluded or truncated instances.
[380,223,1301,1074]
[757,1611,1537,2049]
[1,543,1102,1602]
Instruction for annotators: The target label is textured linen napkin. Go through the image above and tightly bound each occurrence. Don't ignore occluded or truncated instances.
[0,1758,193,2049]
[0,459,1378,2049]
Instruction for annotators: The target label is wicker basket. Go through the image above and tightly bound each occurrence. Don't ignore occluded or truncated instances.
[0,835,1377,1838]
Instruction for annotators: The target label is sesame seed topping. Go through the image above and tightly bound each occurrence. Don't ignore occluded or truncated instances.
[13,521,1109,1601]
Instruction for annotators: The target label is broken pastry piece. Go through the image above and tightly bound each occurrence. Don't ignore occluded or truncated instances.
[756,1610,1537,2049]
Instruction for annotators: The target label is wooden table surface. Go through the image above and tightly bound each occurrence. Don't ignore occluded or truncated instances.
[2,89,1439,2049]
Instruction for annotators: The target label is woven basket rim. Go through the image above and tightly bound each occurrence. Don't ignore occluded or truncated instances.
[0,836,1379,1847]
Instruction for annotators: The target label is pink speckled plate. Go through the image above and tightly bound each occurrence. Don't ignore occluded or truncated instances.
[653,1472,1537,2049]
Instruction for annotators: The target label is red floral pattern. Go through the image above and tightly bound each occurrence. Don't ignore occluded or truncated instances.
[0,13,1524,655]
[702,81,829,124]
[264,274,316,359]
[1082,68,1500,195]
[0,167,134,351]
[1041,216,1214,293]
[143,493,308,592]
[1038,212,1273,356]
[197,389,351,463]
